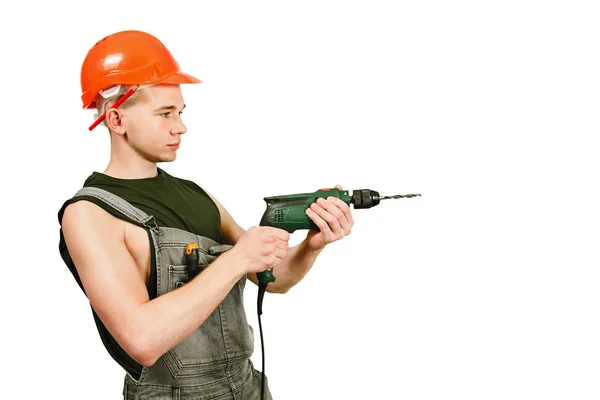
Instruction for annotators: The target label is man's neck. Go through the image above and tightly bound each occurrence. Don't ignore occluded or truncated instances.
[103,158,159,179]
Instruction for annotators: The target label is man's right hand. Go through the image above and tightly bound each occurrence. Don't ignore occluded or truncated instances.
[231,226,290,274]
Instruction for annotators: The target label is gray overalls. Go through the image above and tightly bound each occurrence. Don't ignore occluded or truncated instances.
[71,187,272,400]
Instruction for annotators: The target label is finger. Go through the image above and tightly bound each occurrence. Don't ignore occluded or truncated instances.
[274,247,288,260]
[310,202,342,234]
[335,184,343,190]
[306,207,332,235]
[266,255,281,268]
[326,197,354,228]
[315,198,349,231]
[270,227,291,241]
[274,239,289,251]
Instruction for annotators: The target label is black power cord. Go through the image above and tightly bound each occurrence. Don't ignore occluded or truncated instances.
[257,282,268,400]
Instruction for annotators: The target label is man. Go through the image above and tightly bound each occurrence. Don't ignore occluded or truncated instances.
[57,30,354,399]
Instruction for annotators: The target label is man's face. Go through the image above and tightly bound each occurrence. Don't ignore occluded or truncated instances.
[122,84,187,163]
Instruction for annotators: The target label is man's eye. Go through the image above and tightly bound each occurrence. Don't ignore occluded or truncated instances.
[161,112,171,118]
[179,111,184,116]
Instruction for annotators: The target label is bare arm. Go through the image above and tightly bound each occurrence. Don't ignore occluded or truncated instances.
[206,191,324,294]
[62,200,247,366]
[247,240,324,293]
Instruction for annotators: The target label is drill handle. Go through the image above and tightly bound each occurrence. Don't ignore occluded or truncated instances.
[256,211,288,284]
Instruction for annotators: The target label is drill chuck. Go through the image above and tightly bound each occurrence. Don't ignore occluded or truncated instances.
[351,189,381,209]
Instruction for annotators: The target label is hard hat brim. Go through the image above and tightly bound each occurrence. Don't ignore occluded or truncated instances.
[159,71,202,85]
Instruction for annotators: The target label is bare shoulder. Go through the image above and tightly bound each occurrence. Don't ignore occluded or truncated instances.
[62,200,128,260]
[62,199,121,231]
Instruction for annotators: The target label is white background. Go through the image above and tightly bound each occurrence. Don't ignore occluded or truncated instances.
[2,1,600,399]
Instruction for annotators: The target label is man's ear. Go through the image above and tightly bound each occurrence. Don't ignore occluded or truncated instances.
[105,108,126,135]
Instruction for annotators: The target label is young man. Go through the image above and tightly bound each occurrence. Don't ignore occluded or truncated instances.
[57,30,354,399]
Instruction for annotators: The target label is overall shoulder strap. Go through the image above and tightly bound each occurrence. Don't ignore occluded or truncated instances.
[72,187,162,234]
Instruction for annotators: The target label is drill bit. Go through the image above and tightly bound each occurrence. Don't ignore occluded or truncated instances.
[380,194,421,200]
[351,190,421,208]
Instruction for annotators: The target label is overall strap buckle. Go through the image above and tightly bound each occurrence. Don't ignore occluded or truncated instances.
[142,215,162,235]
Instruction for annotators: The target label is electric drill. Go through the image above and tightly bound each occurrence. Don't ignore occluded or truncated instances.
[254,187,420,400]
[257,187,421,284]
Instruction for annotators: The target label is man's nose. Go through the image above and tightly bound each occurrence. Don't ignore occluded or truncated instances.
[171,116,187,135]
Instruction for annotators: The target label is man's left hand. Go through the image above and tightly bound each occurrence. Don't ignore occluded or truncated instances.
[304,184,354,251]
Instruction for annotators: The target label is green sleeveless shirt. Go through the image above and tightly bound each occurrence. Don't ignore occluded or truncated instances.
[57,167,222,380]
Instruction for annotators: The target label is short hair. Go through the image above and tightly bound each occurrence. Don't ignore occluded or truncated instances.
[95,86,148,131]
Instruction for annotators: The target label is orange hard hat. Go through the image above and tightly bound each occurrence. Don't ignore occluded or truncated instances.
[80,30,201,110]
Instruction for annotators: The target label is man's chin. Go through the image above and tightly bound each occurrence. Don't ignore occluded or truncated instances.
[151,154,177,163]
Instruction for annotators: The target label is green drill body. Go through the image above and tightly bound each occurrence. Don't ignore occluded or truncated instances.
[260,188,351,234]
